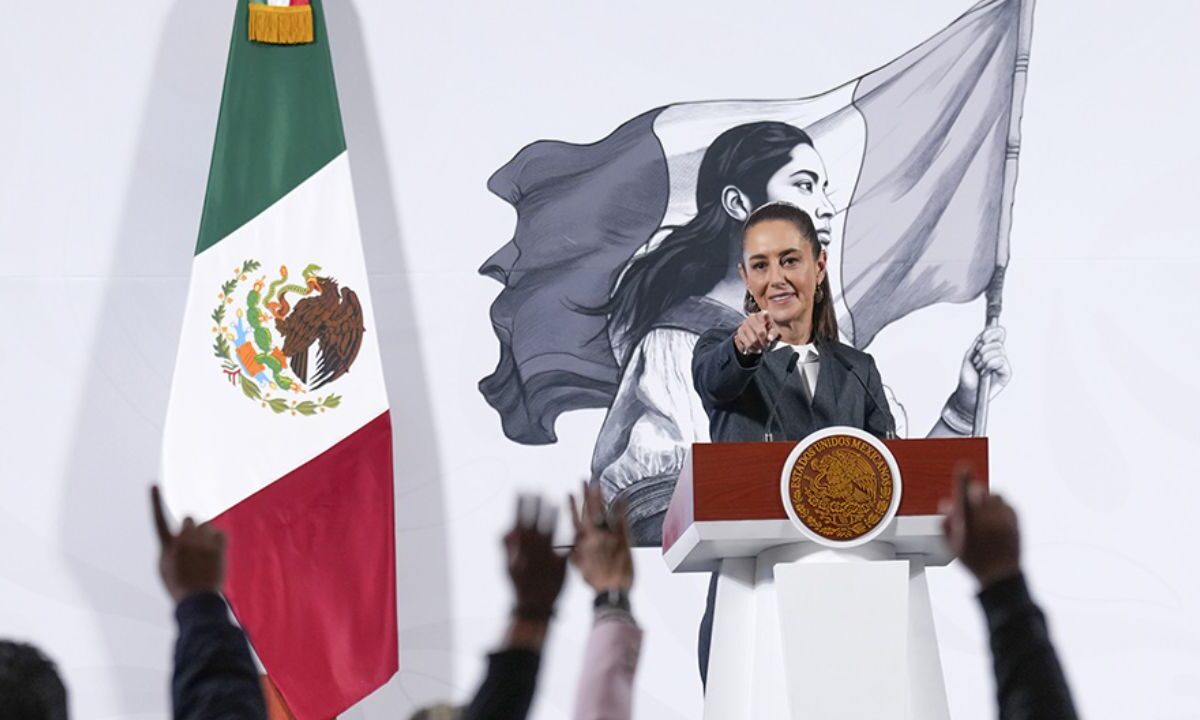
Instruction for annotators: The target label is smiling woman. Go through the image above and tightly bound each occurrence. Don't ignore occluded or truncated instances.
[736,204,837,348]
[587,122,840,543]
[689,201,897,681]
[691,202,888,445]
[593,123,835,362]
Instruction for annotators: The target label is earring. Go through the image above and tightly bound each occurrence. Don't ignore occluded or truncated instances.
[814,285,824,302]
[743,290,761,315]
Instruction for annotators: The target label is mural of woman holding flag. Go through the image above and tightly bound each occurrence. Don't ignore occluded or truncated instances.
[480,0,1027,544]
[586,121,1010,543]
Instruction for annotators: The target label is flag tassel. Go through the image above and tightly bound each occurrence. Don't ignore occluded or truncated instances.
[248,4,314,45]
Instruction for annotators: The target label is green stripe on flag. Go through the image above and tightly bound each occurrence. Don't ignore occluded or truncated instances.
[196,0,346,256]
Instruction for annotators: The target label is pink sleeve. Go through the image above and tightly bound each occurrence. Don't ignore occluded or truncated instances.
[573,614,643,720]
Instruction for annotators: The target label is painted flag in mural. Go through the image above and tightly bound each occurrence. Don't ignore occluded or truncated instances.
[161,0,396,717]
[481,0,1025,444]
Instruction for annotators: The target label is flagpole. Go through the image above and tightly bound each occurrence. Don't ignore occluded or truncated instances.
[973,0,1036,437]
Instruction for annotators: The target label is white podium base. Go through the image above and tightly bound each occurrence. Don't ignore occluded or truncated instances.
[702,544,950,720]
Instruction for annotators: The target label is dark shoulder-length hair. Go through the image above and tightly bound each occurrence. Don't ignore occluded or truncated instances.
[588,121,815,361]
[741,202,838,343]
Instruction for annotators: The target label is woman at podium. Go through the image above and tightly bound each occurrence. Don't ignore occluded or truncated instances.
[690,200,896,683]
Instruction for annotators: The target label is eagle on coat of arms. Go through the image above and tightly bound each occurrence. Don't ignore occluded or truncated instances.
[210,259,365,415]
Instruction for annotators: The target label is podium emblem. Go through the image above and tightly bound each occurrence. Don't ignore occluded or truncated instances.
[780,426,903,547]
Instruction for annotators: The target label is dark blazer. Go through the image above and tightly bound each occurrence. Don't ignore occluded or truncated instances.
[692,327,894,444]
[690,326,896,685]
[461,649,541,720]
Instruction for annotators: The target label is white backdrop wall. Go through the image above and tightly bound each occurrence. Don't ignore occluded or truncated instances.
[3,1,1200,719]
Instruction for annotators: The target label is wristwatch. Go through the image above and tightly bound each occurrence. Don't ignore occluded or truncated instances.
[593,587,631,613]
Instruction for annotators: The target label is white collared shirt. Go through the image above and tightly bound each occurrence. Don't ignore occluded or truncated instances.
[774,341,820,399]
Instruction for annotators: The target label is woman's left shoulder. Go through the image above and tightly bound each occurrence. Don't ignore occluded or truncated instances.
[820,339,878,369]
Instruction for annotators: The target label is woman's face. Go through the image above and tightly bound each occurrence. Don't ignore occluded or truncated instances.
[762,144,835,245]
[739,219,827,328]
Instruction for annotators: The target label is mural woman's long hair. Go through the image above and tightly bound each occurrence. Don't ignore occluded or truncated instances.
[588,121,825,361]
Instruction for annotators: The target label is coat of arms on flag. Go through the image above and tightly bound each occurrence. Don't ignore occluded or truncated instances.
[211,260,364,415]
[479,0,1031,544]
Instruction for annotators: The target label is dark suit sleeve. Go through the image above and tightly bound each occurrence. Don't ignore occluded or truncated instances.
[172,592,266,720]
[692,329,760,407]
[863,355,896,438]
[979,574,1079,720]
[461,649,541,720]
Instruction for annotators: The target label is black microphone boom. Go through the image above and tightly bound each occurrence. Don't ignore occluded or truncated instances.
[763,352,800,442]
[825,347,896,440]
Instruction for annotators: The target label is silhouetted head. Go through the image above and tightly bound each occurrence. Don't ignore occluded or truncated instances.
[0,641,68,720]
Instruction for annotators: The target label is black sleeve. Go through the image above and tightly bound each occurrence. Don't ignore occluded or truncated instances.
[692,328,760,408]
[172,592,266,720]
[461,649,541,720]
[979,574,1080,720]
[863,355,896,439]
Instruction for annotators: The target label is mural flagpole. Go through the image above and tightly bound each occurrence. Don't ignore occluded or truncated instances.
[973,0,1036,436]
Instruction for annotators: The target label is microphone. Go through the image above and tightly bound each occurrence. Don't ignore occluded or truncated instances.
[825,346,897,440]
[763,351,800,442]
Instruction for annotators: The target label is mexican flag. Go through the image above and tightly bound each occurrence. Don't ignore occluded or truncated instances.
[160,0,397,717]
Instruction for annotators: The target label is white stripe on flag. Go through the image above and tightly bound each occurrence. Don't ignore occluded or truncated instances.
[162,153,389,522]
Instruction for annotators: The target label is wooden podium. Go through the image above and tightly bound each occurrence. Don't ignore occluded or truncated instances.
[662,438,987,720]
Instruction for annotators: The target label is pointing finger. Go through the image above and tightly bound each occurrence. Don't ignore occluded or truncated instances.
[568,493,583,534]
[536,502,558,536]
[150,486,173,547]
[527,496,542,530]
[586,484,605,515]
[584,485,606,529]
[967,478,986,508]
[517,494,539,530]
[611,497,632,542]
[954,464,973,530]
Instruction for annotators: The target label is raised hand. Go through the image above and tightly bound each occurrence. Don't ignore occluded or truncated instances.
[568,484,634,592]
[504,495,567,620]
[939,466,1021,589]
[151,486,227,603]
[733,311,779,356]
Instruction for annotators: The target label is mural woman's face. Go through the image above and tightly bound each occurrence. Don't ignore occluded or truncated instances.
[739,219,827,329]
[762,144,835,245]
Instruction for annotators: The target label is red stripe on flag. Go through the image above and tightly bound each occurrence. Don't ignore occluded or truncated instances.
[214,411,396,720]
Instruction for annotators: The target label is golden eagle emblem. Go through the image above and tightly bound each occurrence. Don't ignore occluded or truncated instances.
[786,433,894,542]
